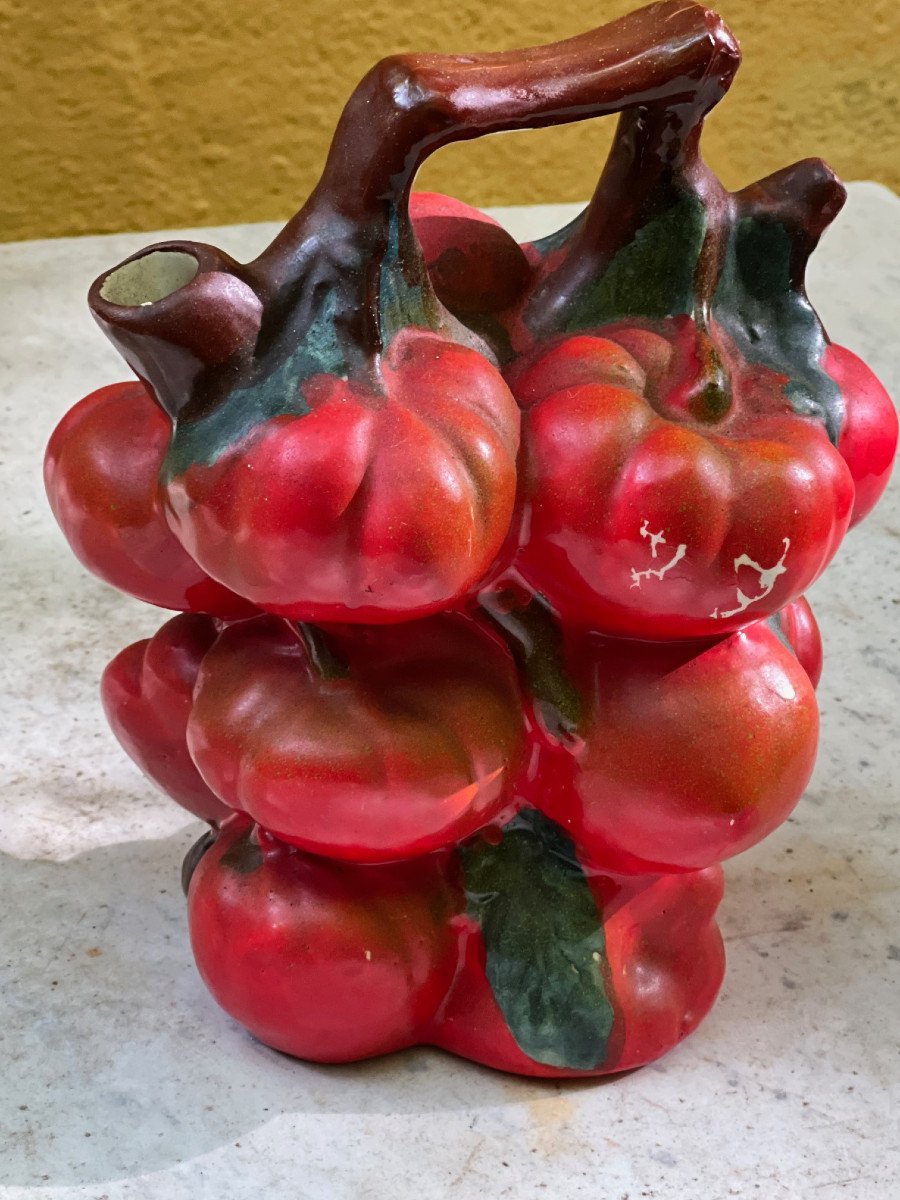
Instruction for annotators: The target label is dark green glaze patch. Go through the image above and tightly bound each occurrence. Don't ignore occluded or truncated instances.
[297,622,351,680]
[480,592,582,738]
[181,828,216,895]
[530,209,586,259]
[765,608,795,658]
[220,833,263,875]
[461,809,614,1071]
[712,216,844,444]
[560,191,707,331]
[164,207,437,480]
[689,375,732,424]
[163,292,343,478]
[377,206,437,342]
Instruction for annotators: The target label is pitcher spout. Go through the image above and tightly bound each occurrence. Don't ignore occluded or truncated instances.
[88,241,263,419]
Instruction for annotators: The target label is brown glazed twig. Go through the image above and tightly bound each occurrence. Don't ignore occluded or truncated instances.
[90,4,741,410]
[253,1,740,284]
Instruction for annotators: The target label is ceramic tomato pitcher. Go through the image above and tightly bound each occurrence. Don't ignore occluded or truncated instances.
[46,1,896,1077]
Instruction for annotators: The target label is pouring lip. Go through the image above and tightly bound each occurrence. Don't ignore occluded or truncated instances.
[88,240,229,320]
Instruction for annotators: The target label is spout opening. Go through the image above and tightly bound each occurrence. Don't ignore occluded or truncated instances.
[99,250,200,307]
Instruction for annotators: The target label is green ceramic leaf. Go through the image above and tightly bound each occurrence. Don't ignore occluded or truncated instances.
[480,593,582,738]
[712,215,843,443]
[561,190,706,331]
[461,809,615,1071]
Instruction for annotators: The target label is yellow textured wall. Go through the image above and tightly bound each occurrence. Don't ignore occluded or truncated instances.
[0,0,896,241]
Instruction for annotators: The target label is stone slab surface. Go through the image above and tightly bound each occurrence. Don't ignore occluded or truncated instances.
[1,185,898,1198]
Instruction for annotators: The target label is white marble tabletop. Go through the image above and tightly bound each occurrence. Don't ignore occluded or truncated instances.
[1,185,898,1199]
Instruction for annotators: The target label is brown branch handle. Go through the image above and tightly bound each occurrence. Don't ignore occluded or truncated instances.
[257,1,739,273]
[90,2,741,403]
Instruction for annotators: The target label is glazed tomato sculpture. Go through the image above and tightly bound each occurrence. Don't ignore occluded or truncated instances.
[47,1,895,1079]
[503,155,894,639]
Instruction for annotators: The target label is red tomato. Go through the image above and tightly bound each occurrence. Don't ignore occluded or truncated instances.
[510,322,855,639]
[44,382,255,616]
[519,616,819,874]
[410,191,532,318]
[188,814,460,1062]
[824,343,898,526]
[101,613,231,824]
[769,595,823,688]
[187,613,525,861]
[165,331,520,623]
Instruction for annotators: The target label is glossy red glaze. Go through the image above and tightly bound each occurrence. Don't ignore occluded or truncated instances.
[188,814,460,1062]
[510,323,855,639]
[101,613,231,824]
[44,382,255,616]
[434,864,724,1076]
[187,613,525,861]
[165,331,520,623]
[520,620,819,874]
[825,343,899,526]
